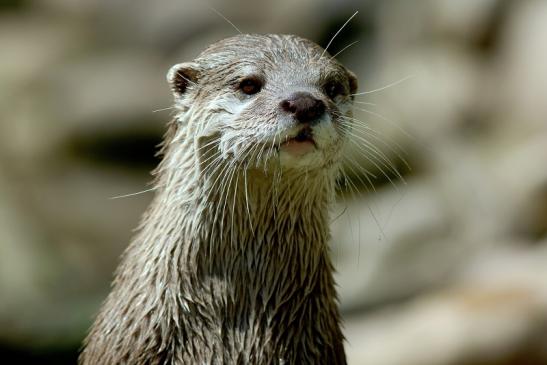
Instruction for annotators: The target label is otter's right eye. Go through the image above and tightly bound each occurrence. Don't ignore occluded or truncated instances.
[324,80,345,100]
[238,77,262,95]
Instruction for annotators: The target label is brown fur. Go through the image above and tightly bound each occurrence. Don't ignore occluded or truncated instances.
[80,34,357,364]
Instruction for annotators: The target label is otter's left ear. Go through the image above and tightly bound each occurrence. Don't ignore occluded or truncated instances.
[347,70,358,95]
[166,62,201,97]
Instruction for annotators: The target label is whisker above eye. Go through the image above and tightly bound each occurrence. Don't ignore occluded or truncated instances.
[330,40,360,60]
[320,11,359,59]
[350,75,415,96]
[206,4,242,34]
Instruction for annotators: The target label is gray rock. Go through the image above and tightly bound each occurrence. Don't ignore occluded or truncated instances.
[344,244,547,365]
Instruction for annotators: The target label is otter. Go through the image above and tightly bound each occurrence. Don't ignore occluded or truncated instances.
[80,34,358,365]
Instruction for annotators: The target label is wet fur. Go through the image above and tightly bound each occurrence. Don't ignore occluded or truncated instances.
[80,34,356,364]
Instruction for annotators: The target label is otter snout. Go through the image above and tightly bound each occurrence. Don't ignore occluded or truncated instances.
[280,92,326,125]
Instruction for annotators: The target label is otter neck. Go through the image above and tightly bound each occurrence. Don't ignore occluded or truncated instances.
[149,135,337,290]
[136,130,345,362]
[84,127,347,364]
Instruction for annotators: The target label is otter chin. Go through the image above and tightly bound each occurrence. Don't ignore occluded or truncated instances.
[81,34,358,365]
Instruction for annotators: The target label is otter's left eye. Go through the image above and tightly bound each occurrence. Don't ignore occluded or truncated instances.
[239,76,262,95]
[325,81,344,100]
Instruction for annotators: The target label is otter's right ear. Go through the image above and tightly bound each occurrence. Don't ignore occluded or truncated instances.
[166,62,201,97]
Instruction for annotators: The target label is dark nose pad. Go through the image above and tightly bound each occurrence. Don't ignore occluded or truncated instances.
[280,92,326,124]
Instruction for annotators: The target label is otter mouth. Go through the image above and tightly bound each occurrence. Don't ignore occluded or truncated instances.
[280,126,317,156]
[293,127,315,143]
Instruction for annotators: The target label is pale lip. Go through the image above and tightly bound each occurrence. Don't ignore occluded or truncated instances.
[280,127,317,156]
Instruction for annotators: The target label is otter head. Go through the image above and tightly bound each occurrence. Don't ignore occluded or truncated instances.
[167,34,357,174]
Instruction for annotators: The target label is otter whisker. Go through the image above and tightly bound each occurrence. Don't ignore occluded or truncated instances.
[330,40,359,60]
[340,161,388,242]
[264,142,277,168]
[350,74,414,96]
[254,141,268,169]
[230,161,241,248]
[342,134,397,183]
[334,164,358,264]
[242,138,261,169]
[199,152,224,175]
[206,4,242,34]
[342,123,403,170]
[340,160,360,196]
[274,166,282,216]
[353,105,420,145]
[255,138,269,172]
[200,158,227,187]
[194,137,220,153]
[339,118,403,167]
[354,101,377,107]
[273,124,283,214]
[331,201,348,224]
[213,159,233,247]
[345,133,404,187]
[343,153,378,192]
[206,156,233,201]
[344,122,411,175]
[243,165,255,237]
[152,106,177,113]
[338,113,410,169]
[221,161,240,248]
[343,176,359,261]
[109,185,160,200]
[320,10,359,59]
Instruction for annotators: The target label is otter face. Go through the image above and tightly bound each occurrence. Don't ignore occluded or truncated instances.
[167,34,357,172]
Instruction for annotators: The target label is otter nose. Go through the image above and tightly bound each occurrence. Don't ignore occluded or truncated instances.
[280,92,326,124]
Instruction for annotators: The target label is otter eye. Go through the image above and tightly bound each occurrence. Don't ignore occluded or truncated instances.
[325,81,344,100]
[238,76,262,95]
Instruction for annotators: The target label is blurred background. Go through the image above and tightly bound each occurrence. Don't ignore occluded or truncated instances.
[1,0,547,364]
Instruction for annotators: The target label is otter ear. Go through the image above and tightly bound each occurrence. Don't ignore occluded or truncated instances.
[166,62,201,97]
[346,69,358,95]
